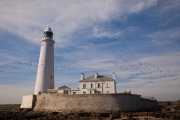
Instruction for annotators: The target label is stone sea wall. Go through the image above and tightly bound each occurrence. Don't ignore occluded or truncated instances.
[28,93,158,112]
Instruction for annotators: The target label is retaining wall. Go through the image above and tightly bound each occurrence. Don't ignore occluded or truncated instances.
[26,93,158,112]
[20,95,35,108]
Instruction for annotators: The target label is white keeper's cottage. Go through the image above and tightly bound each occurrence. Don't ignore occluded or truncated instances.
[78,72,117,94]
[48,72,117,94]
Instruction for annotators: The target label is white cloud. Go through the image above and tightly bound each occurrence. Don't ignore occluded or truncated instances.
[125,26,140,32]
[146,28,180,45]
[0,51,24,65]
[93,26,122,38]
[116,52,180,101]
[0,0,157,47]
[147,0,180,26]
[158,0,180,13]
[117,77,180,101]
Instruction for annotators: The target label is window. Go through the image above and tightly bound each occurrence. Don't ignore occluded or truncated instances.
[83,92,86,94]
[106,83,110,88]
[98,83,101,88]
[83,84,86,88]
[51,75,52,79]
[90,91,92,94]
[44,32,53,38]
[64,90,68,94]
[107,91,109,93]
[91,83,93,88]
[50,44,52,46]
[73,92,76,94]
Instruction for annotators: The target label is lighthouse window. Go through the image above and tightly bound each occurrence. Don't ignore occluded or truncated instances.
[51,75,52,79]
[50,44,51,46]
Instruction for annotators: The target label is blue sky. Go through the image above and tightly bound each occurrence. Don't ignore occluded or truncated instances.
[0,0,180,104]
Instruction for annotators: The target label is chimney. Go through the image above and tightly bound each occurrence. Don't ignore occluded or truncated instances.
[113,72,115,80]
[94,71,98,78]
[81,73,84,80]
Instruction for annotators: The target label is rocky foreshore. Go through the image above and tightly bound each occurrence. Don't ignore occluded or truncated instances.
[0,101,180,120]
[0,108,180,120]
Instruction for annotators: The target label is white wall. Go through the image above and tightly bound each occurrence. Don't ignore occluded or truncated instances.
[79,81,116,94]
[20,95,34,108]
[34,39,55,94]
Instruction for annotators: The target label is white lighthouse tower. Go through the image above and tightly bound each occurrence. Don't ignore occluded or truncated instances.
[34,27,55,94]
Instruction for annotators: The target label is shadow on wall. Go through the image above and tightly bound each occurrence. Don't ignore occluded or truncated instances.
[32,95,37,108]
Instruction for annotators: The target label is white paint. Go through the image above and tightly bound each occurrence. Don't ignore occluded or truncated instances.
[81,73,84,80]
[34,27,55,94]
[113,72,115,80]
[112,72,117,93]
[20,95,34,108]
[79,81,116,94]
[94,71,98,78]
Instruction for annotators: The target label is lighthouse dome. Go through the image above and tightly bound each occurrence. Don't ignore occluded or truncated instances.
[44,27,52,32]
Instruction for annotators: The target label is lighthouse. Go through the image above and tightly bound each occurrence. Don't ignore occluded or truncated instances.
[34,27,55,94]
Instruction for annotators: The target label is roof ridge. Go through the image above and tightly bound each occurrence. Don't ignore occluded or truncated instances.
[79,74,114,82]
[58,85,71,89]
[79,75,94,82]
[102,75,114,80]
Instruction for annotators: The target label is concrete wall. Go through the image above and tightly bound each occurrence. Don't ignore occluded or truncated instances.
[30,93,158,112]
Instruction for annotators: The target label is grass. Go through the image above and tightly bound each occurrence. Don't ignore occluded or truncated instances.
[0,104,21,109]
